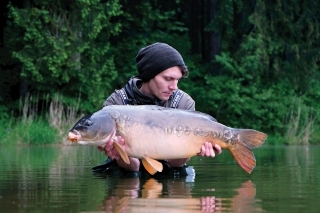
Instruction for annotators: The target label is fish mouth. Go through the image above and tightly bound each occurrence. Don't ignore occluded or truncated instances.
[67,130,81,143]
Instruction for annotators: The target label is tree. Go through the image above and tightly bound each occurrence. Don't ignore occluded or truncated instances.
[5,0,122,112]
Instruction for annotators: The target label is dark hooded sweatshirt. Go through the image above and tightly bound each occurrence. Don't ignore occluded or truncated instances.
[102,77,195,110]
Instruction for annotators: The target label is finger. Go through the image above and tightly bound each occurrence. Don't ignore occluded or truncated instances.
[111,149,118,157]
[205,142,211,157]
[117,136,125,145]
[113,153,120,160]
[208,143,215,157]
[199,145,206,156]
[105,145,111,151]
[200,197,216,212]
[104,150,109,157]
[205,142,215,157]
[108,149,119,160]
[213,144,222,154]
[197,145,203,156]
[105,141,113,149]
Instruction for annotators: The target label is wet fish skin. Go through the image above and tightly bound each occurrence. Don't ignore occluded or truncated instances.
[67,105,267,174]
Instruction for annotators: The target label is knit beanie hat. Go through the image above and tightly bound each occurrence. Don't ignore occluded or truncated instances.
[136,42,185,82]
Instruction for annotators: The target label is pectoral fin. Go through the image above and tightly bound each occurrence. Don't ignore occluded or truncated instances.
[113,142,130,164]
[141,157,163,175]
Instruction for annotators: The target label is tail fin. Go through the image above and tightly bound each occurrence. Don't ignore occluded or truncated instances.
[229,129,267,174]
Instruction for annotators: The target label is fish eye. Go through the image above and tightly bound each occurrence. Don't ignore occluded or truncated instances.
[83,119,93,127]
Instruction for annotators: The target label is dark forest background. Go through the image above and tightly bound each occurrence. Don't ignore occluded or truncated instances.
[1,0,319,144]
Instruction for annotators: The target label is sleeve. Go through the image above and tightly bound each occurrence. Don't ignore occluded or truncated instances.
[102,90,125,107]
[176,91,195,111]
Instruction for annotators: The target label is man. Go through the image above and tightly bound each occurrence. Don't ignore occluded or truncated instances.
[92,42,222,177]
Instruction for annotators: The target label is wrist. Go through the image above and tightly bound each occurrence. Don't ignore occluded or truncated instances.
[117,157,140,171]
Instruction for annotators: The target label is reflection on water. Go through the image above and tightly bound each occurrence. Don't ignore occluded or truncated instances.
[99,178,260,213]
[0,145,320,213]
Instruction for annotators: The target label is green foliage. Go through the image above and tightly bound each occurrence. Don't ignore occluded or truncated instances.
[0,118,59,145]
[0,104,9,120]
[21,120,60,145]
[195,0,320,144]
[0,93,83,145]
[250,0,320,92]
[104,0,188,89]
[7,0,122,111]
[0,120,9,143]
[284,96,317,145]
[1,0,320,145]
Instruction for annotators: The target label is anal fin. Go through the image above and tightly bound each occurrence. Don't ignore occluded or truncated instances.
[141,157,163,175]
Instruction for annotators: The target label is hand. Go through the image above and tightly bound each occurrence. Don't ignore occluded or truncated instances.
[97,136,126,160]
[197,142,222,158]
[97,136,140,171]
[200,196,220,212]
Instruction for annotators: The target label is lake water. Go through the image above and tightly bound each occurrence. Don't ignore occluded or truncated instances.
[0,145,319,213]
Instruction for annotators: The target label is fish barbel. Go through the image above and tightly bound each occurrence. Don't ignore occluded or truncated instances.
[67,105,267,174]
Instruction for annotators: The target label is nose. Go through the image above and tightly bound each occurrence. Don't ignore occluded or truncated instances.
[169,80,179,90]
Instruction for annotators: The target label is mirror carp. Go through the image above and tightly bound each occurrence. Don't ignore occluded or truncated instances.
[67,105,267,175]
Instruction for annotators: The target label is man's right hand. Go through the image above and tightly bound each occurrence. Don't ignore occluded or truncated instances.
[98,136,140,171]
[97,136,126,160]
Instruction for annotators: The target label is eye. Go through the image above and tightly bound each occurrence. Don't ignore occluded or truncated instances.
[82,119,93,127]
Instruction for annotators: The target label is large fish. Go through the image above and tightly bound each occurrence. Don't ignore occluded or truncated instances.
[67,105,267,174]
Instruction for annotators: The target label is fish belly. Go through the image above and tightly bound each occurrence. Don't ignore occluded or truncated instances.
[107,105,227,160]
[120,124,207,160]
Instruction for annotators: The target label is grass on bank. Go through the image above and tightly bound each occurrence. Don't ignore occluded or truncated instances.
[0,93,82,146]
[0,118,60,145]
[283,97,318,145]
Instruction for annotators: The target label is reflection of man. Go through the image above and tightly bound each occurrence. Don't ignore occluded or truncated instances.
[103,177,218,213]
[102,178,260,213]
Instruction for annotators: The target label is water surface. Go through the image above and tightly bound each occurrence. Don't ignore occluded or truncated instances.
[0,145,319,213]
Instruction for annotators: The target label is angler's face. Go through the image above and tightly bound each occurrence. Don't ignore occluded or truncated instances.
[149,66,182,101]
[68,112,114,142]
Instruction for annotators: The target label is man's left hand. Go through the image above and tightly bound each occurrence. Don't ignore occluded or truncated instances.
[197,142,222,157]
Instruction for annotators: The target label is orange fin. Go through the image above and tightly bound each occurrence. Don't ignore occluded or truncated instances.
[238,129,267,148]
[141,178,163,198]
[113,141,130,164]
[229,129,267,174]
[141,157,163,175]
